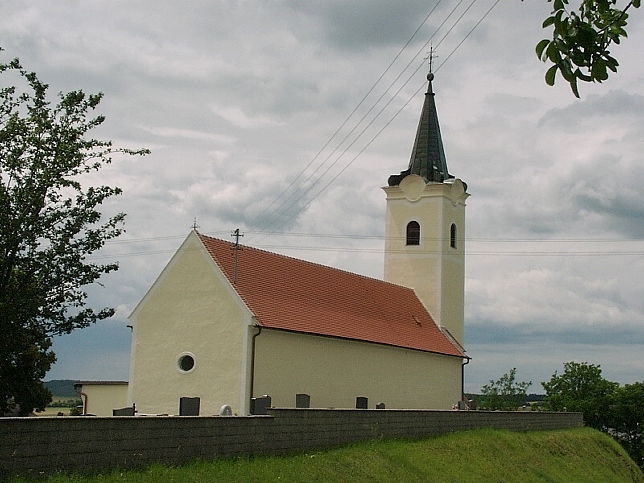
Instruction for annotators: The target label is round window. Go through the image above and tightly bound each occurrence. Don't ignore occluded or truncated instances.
[177,353,196,373]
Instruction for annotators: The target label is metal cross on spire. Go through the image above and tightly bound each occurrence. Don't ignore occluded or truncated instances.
[425,45,437,74]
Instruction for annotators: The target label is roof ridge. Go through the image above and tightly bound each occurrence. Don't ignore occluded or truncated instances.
[197,232,413,290]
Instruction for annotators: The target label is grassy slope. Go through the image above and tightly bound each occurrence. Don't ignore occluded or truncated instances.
[14,428,644,483]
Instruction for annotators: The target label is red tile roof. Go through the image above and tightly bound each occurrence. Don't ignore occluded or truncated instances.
[198,233,465,358]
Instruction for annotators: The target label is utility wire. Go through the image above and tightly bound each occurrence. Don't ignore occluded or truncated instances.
[102,229,644,246]
[246,0,446,239]
[87,243,644,261]
[249,0,477,241]
[436,0,503,73]
[255,1,496,235]
[247,1,472,243]
[99,1,517,260]
[250,0,495,238]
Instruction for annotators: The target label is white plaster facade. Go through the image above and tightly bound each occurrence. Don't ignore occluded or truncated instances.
[254,329,462,409]
[75,382,129,417]
[127,233,254,416]
[383,175,468,345]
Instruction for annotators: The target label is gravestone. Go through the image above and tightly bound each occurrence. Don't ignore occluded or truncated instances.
[179,397,200,416]
[296,393,310,408]
[251,395,271,415]
[219,404,233,416]
[112,406,135,416]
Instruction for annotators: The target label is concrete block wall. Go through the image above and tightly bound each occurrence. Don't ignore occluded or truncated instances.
[0,415,275,478]
[0,409,583,479]
[265,409,583,450]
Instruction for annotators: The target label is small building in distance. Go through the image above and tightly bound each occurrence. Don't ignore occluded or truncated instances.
[74,381,129,416]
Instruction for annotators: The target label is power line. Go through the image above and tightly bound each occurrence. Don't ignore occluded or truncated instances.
[86,244,644,261]
[435,0,503,73]
[92,1,550,263]
[247,1,479,242]
[246,1,447,240]
[102,230,644,244]
[249,0,502,237]
[89,229,644,262]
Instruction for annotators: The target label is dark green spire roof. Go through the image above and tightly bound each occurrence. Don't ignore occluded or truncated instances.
[388,73,453,187]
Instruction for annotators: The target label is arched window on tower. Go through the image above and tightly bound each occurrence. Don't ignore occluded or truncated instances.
[406,221,420,246]
[450,223,457,249]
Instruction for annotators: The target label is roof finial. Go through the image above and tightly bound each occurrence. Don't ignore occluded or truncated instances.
[427,45,436,75]
[231,228,244,285]
[424,46,437,92]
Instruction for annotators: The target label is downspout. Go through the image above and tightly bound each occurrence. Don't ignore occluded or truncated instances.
[462,357,470,408]
[249,325,262,409]
[73,384,88,415]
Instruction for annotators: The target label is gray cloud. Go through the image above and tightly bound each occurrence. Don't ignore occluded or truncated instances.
[467,316,644,347]
[285,0,435,51]
[540,90,644,130]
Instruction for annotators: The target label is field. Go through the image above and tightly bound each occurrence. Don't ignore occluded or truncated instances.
[9,427,643,482]
[34,397,81,417]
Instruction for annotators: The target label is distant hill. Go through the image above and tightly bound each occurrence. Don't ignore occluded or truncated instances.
[44,379,77,398]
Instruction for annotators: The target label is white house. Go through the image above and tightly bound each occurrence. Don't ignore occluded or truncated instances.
[74,381,129,416]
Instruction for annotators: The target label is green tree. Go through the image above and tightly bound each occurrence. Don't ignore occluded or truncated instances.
[480,368,532,411]
[542,361,618,429]
[0,51,149,416]
[534,0,640,97]
[609,382,644,467]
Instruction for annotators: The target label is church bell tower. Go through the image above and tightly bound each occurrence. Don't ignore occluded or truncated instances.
[383,72,468,346]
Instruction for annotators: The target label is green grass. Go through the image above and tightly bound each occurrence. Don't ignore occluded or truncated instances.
[11,428,644,483]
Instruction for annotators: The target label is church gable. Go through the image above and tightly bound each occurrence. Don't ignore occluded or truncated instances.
[128,232,252,415]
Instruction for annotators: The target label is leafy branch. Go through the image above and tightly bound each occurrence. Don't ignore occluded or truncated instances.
[1,49,149,415]
[534,0,640,97]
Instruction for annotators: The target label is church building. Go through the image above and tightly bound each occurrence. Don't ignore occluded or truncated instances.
[127,72,469,416]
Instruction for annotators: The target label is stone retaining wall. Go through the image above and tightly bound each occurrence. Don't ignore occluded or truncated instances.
[0,409,583,479]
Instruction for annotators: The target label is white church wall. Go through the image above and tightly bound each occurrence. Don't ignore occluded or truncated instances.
[128,233,250,416]
[253,328,463,410]
[383,176,468,345]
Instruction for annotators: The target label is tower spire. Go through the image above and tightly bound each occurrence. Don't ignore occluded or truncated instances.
[388,68,453,186]
[382,49,469,347]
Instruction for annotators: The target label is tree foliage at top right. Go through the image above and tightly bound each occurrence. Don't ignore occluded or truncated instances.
[535,0,640,97]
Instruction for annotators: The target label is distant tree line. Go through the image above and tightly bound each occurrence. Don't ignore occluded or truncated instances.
[47,398,81,408]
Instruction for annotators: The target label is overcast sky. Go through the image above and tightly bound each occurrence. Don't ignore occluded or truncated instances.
[2,0,643,394]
